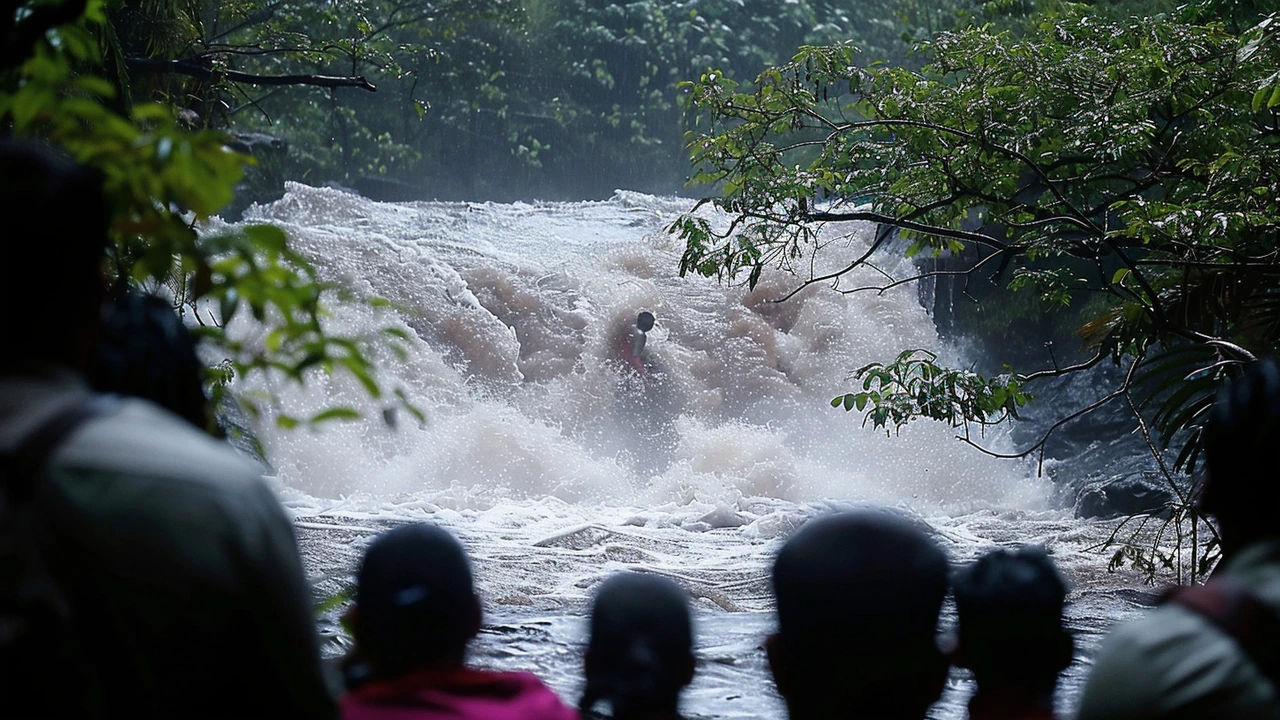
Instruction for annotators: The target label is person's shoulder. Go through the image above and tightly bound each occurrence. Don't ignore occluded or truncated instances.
[1078,600,1274,719]
[483,669,578,720]
[56,396,263,492]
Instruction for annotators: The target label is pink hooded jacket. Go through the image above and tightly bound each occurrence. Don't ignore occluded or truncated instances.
[341,667,579,720]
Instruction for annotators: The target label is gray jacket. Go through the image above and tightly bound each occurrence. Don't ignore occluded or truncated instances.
[0,373,334,717]
[1076,539,1280,720]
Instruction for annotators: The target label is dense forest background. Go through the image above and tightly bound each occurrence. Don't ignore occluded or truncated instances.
[6,0,1277,578]
[95,0,1202,203]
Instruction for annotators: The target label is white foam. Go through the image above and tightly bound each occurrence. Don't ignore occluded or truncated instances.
[224,184,1048,518]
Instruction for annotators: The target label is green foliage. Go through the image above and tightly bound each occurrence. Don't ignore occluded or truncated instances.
[831,349,1031,432]
[2,0,409,430]
[674,6,1280,473]
[182,0,983,198]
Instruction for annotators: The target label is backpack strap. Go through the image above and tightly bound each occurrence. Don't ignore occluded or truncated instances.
[1,394,122,504]
[1163,577,1280,690]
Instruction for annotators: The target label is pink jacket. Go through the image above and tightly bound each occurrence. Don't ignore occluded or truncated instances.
[341,666,579,720]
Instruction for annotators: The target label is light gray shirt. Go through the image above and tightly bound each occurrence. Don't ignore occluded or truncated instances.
[0,372,334,717]
[1076,538,1280,720]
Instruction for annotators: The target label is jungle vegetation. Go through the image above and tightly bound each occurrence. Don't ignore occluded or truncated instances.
[6,0,1275,579]
[671,0,1280,580]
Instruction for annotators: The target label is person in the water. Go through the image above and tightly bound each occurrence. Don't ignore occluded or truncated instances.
[621,311,655,374]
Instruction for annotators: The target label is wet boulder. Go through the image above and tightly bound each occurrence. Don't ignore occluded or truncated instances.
[1072,472,1172,520]
[222,132,290,220]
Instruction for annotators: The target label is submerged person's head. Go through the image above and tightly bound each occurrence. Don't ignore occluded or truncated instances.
[89,292,211,432]
[1200,357,1280,553]
[0,140,109,375]
[348,523,481,679]
[581,572,694,719]
[768,510,949,720]
[637,311,655,332]
[951,546,1071,697]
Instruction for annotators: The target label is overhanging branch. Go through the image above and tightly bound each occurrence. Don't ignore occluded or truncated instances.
[805,209,1008,250]
[126,58,377,92]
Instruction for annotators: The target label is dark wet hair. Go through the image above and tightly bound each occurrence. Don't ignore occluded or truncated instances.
[1200,358,1280,536]
[89,292,210,431]
[953,545,1069,689]
[354,523,478,676]
[0,140,109,372]
[772,510,948,718]
[580,572,694,718]
[637,311,655,332]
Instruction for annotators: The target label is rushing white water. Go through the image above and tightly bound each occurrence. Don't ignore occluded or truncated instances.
[212,184,1151,718]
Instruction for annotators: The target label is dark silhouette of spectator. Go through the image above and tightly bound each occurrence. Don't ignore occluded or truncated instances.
[0,139,333,717]
[767,510,950,720]
[89,291,213,433]
[951,546,1071,720]
[580,572,695,720]
[340,522,577,720]
[1077,358,1280,719]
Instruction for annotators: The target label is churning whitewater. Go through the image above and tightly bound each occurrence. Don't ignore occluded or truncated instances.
[210,183,1146,719]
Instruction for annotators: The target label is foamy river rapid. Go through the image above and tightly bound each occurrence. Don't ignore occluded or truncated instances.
[209,184,1155,718]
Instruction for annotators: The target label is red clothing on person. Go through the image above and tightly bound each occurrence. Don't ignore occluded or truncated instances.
[341,666,579,720]
[620,327,646,374]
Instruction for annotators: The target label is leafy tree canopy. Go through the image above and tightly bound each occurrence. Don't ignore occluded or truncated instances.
[2,0,418,429]
[672,6,1280,475]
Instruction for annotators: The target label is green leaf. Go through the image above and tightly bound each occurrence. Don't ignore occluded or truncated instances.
[310,407,362,424]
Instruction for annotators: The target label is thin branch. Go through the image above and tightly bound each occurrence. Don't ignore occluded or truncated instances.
[209,2,283,42]
[126,58,377,92]
[959,352,1138,472]
[805,210,1009,250]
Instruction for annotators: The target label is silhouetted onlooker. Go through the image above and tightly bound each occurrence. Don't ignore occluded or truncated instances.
[767,510,950,720]
[340,523,577,720]
[89,291,213,433]
[0,139,333,717]
[951,546,1071,720]
[1077,359,1280,719]
[580,572,695,720]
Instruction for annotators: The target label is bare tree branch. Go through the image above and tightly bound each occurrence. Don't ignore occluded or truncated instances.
[126,58,377,92]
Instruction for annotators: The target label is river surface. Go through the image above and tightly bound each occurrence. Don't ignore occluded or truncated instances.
[214,184,1160,718]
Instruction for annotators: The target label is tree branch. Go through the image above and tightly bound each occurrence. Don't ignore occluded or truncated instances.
[126,58,377,92]
[805,209,1009,251]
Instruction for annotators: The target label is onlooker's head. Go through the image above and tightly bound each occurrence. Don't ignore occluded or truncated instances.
[637,311,655,332]
[952,546,1072,698]
[1200,357,1280,553]
[581,572,694,719]
[348,523,481,680]
[768,510,949,720]
[0,140,109,374]
[89,292,212,432]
